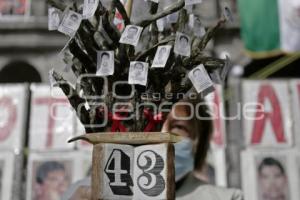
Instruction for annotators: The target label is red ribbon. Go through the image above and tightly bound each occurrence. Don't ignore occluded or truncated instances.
[108,110,128,132]
[143,109,163,132]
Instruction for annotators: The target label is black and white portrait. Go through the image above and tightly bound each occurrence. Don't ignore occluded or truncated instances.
[119,25,143,46]
[96,51,114,76]
[48,7,62,31]
[188,64,214,94]
[58,10,82,37]
[174,32,191,57]
[194,17,206,37]
[83,0,99,19]
[256,156,290,200]
[151,45,172,68]
[128,62,149,86]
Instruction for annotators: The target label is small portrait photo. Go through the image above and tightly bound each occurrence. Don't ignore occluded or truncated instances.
[30,160,72,200]
[96,51,114,76]
[128,62,149,86]
[26,152,82,200]
[174,32,191,57]
[188,64,214,94]
[151,45,172,68]
[83,0,99,19]
[119,25,143,46]
[256,156,290,200]
[194,17,206,37]
[58,10,82,37]
[48,7,62,31]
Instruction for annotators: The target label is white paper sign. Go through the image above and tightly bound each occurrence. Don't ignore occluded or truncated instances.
[82,0,99,19]
[48,7,62,31]
[174,32,191,57]
[242,80,293,147]
[128,62,149,86]
[188,64,214,94]
[119,25,143,46]
[0,85,27,151]
[151,45,172,68]
[29,84,76,151]
[58,9,82,37]
[194,17,206,37]
[96,51,115,76]
[185,0,202,6]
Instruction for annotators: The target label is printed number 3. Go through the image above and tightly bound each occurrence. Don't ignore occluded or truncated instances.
[137,150,165,196]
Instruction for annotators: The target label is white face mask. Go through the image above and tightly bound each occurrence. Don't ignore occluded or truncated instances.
[174,138,194,182]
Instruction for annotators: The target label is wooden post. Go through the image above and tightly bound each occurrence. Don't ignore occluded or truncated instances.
[69,132,179,200]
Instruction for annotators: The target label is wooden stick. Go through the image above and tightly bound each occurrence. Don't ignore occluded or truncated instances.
[125,0,134,17]
[68,132,183,144]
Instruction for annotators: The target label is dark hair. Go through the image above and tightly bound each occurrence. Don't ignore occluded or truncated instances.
[179,35,189,43]
[128,26,138,32]
[185,96,213,170]
[36,161,65,184]
[258,157,285,175]
[70,14,78,20]
[134,62,144,70]
[101,52,110,59]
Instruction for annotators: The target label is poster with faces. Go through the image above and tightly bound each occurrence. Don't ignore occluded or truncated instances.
[96,51,114,76]
[119,25,143,46]
[48,7,63,31]
[290,80,300,148]
[26,152,83,200]
[0,85,28,151]
[205,85,226,148]
[128,62,149,86]
[242,80,293,148]
[241,150,294,200]
[174,32,191,57]
[151,45,172,68]
[58,9,82,37]
[188,64,214,94]
[29,84,76,151]
[0,152,15,200]
[82,0,99,19]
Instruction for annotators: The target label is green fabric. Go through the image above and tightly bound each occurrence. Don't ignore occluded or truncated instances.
[238,0,281,53]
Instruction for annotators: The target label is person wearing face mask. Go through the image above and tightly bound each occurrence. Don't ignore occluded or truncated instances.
[63,97,243,200]
[161,98,243,200]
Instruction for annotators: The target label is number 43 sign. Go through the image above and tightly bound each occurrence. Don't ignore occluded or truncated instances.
[70,132,179,200]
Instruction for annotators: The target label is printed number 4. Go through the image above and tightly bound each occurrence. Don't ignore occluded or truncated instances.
[104,149,133,195]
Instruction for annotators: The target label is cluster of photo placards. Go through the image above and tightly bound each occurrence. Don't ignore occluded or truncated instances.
[0,82,229,199]
[48,0,225,95]
[241,80,300,200]
[0,84,93,200]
